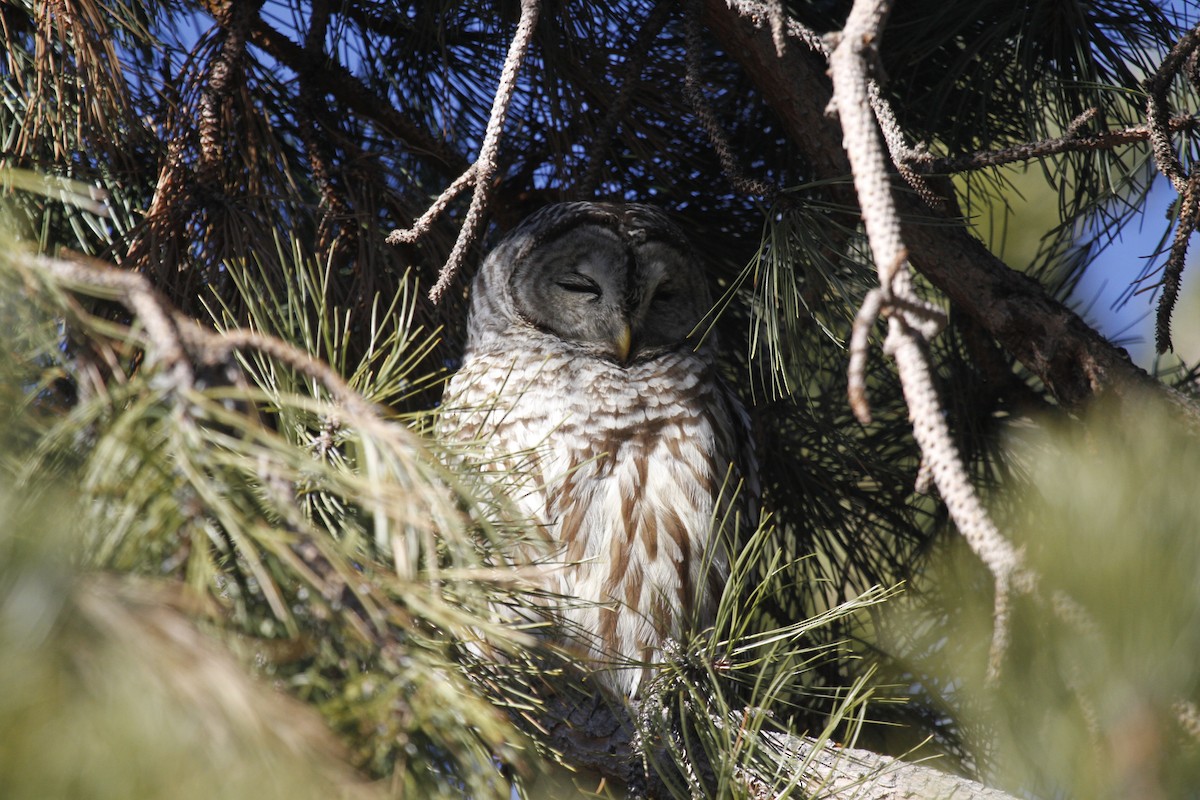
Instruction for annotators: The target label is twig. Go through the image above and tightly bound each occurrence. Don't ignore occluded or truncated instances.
[424,0,541,305]
[1143,22,1200,352]
[684,0,777,200]
[1156,169,1200,353]
[386,165,478,246]
[847,287,944,424]
[864,64,943,209]
[725,0,828,55]
[1144,22,1200,194]
[766,0,787,57]
[828,0,904,290]
[577,0,675,197]
[909,114,1199,175]
[847,288,884,424]
[237,6,470,175]
[829,0,1028,682]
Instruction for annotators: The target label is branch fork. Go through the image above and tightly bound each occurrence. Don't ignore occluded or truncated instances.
[387,1,541,305]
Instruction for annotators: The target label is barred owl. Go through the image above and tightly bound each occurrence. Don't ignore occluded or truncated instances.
[440,202,755,697]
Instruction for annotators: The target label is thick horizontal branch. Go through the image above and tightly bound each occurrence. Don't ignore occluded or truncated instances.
[545,695,1019,799]
[702,0,1188,412]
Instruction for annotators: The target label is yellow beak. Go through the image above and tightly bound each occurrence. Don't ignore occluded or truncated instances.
[615,324,632,363]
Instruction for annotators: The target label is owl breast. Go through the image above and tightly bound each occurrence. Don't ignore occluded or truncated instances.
[442,339,742,696]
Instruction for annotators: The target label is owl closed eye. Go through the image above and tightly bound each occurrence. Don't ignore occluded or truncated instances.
[502,213,711,364]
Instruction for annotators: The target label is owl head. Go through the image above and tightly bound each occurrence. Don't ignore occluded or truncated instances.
[466,202,714,363]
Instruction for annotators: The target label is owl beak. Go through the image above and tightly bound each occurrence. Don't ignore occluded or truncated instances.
[615,323,632,363]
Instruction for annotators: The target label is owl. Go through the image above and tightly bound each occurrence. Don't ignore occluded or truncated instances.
[440,202,755,697]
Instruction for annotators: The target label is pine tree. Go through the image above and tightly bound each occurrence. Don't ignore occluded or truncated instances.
[2,1,1200,797]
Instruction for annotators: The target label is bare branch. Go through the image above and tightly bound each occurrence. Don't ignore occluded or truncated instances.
[684,0,777,199]
[725,0,828,55]
[847,287,945,424]
[385,165,477,246]
[865,67,943,209]
[577,0,675,197]
[1156,169,1200,353]
[1147,93,1188,194]
[829,0,1031,681]
[847,288,884,424]
[911,114,1200,175]
[766,0,787,57]
[236,6,470,176]
[1144,22,1200,193]
[426,0,541,305]
[827,0,905,290]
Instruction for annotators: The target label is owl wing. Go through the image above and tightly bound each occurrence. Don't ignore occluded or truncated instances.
[708,372,761,546]
[437,349,568,555]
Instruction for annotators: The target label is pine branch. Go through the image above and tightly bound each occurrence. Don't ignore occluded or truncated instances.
[1143,21,1200,353]
[9,241,1017,800]
[26,250,415,468]
[419,0,541,304]
[701,0,1198,417]
[5,238,539,797]
[1145,21,1200,194]
[1157,169,1200,353]
[215,1,471,176]
[385,165,478,246]
[827,0,1028,684]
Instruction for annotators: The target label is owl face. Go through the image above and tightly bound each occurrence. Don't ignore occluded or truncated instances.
[471,203,712,364]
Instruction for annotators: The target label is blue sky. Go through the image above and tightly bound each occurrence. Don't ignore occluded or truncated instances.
[1073,0,1198,369]
[1071,177,1180,368]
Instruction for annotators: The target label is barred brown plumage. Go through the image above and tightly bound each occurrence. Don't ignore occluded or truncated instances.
[439,202,756,697]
